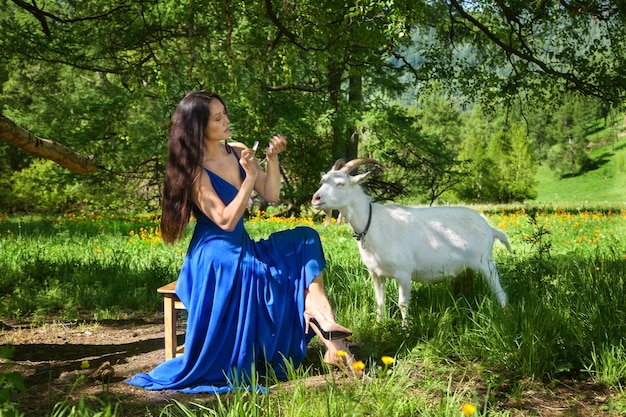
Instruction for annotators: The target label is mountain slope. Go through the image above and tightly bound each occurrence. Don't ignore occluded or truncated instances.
[534,135,626,204]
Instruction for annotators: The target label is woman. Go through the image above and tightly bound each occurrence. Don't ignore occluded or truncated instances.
[127,91,356,394]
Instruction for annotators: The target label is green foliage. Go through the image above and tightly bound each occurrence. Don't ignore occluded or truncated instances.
[47,375,119,417]
[10,160,83,213]
[544,95,604,177]
[487,122,537,202]
[1,0,626,215]
[0,0,417,214]
[0,371,25,417]
[535,133,626,203]
[0,347,25,417]
[521,210,552,261]
[408,2,626,106]
[359,98,468,205]
[455,107,536,203]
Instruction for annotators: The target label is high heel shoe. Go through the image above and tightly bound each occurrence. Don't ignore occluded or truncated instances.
[304,310,352,340]
[320,334,364,378]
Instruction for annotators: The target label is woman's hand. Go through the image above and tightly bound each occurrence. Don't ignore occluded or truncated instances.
[266,135,287,158]
[240,147,259,182]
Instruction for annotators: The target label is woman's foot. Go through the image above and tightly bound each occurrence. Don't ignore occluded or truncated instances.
[304,313,362,378]
[304,309,352,340]
[322,337,364,378]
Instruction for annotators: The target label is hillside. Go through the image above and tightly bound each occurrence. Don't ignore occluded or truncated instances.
[534,128,626,205]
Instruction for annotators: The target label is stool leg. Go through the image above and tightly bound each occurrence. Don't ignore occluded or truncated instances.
[163,295,176,360]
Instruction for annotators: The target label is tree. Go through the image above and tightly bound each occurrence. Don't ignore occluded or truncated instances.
[545,95,599,177]
[406,1,626,107]
[360,102,467,205]
[1,0,418,213]
[2,0,626,213]
[487,122,537,202]
[455,107,536,203]
[455,108,500,203]
[455,132,498,203]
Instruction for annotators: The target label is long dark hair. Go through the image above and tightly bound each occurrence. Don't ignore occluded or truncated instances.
[160,91,226,244]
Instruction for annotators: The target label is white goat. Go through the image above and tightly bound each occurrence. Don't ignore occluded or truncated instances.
[312,158,510,325]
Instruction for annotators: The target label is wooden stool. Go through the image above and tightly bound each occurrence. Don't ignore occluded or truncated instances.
[157,281,186,359]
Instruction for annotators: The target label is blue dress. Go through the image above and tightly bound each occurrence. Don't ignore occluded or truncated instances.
[127,158,325,394]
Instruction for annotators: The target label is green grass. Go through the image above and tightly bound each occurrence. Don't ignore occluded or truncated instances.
[2,208,626,415]
[534,135,626,204]
[0,213,185,323]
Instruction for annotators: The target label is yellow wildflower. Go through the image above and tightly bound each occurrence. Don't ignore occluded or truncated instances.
[352,360,366,372]
[461,403,476,415]
[336,350,347,357]
[81,360,90,369]
[381,356,395,366]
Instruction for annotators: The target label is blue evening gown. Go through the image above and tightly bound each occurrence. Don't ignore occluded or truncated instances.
[127,154,325,393]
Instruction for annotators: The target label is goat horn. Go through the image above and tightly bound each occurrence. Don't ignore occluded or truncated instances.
[339,158,386,174]
[331,158,346,171]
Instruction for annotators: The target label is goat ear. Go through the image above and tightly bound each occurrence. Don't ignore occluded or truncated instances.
[352,171,372,185]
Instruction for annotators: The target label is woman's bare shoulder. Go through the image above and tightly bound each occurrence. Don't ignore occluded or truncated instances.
[228,141,250,153]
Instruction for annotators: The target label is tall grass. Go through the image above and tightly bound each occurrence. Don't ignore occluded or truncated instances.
[1,205,626,415]
[0,213,186,322]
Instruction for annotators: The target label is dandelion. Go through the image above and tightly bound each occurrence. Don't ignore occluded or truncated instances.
[461,403,476,415]
[81,360,90,369]
[352,360,366,372]
[381,356,395,366]
[336,350,347,357]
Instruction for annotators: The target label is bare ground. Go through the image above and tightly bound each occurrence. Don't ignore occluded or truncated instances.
[0,316,622,416]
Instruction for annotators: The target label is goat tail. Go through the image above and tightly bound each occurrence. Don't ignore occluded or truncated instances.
[492,228,512,251]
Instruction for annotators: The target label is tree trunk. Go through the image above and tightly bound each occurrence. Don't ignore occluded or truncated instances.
[0,114,99,174]
[347,71,363,160]
[327,62,344,160]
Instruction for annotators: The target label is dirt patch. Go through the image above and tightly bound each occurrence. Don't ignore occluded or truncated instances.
[0,317,186,416]
[0,316,336,416]
[0,317,621,416]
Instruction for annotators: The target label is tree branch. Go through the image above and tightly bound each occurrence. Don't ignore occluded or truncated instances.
[263,0,310,51]
[447,0,609,100]
[0,114,99,174]
[11,0,130,25]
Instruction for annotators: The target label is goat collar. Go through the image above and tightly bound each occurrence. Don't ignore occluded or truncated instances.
[353,202,372,245]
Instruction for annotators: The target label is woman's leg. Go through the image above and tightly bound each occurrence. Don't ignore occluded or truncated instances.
[304,274,360,375]
[305,274,334,319]
[304,273,351,337]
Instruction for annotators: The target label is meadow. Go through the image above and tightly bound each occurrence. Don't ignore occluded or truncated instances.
[1,205,626,416]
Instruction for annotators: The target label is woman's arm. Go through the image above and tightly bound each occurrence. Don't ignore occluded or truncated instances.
[258,135,286,203]
[191,147,258,232]
[231,136,286,204]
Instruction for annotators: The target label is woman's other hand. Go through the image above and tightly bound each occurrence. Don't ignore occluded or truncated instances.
[266,135,287,158]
